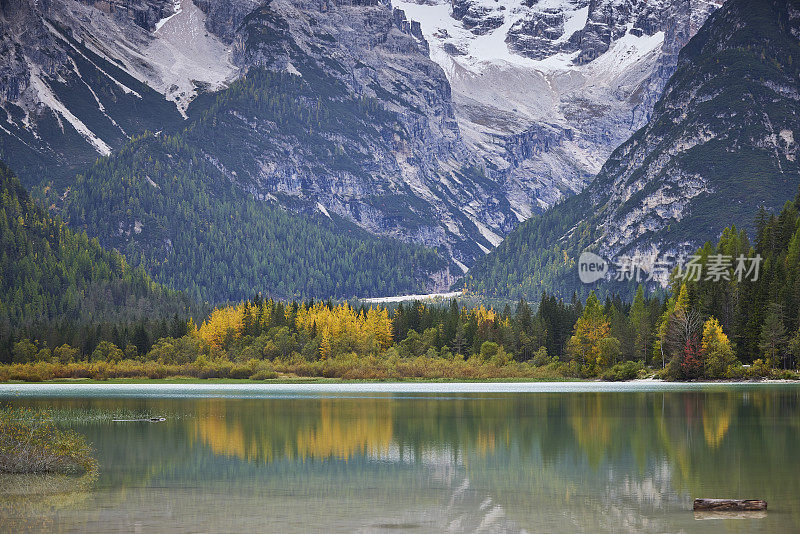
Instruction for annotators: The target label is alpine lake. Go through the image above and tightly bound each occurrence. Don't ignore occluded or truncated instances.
[1,382,799,533]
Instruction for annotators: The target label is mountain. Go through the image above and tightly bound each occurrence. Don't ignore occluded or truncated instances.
[0,159,192,333]
[0,0,211,183]
[0,0,514,271]
[391,0,722,216]
[466,0,800,300]
[1,0,722,272]
[58,130,447,303]
[178,0,515,267]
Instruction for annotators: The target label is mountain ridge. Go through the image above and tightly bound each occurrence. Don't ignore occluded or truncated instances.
[1,0,723,275]
[466,0,800,300]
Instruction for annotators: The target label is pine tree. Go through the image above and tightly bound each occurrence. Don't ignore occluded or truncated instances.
[629,285,651,361]
[452,320,466,357]
[132,323,150,356]
[759,303,788,369]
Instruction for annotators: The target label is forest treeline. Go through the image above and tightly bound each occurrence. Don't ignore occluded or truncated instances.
[4,260,800,381]
[0,161,195,363]
[2,161,800,380]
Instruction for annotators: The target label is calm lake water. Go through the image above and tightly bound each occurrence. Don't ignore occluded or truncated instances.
[1,382,799,533]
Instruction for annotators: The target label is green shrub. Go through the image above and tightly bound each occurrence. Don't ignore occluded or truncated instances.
[773,369,799,380]
[724,364,746,379]
[11,339,38,364]
[532,347,553,367]
[227,365,252,380]
[250,370,278,380]
[90,341,124,363]
[54,344,79,364]
[704,349,739,379]
[479,342,501,362]
[601,361,644,381]
[745,359,770,379]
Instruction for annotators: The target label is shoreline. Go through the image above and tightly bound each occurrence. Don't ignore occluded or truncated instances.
[1,376,799,386]
[3,379,800,401]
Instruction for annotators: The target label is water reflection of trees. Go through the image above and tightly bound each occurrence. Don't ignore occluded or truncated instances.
[193,398,394,462]
[0,472,96,531]
[182,391,800,523]
[10,390,800,528]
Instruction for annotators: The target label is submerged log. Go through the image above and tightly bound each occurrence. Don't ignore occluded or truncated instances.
[693,499,767,511]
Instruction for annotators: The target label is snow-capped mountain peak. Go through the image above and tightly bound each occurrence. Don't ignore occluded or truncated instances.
[391,0,722,219]
[392,0,680,75]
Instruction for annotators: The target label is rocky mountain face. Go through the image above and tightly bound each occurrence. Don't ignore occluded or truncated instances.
[0,0,525,279]
[0,0,736,299]
[466,0,800,300]
[194,0,521,268]
[0,0,237,182]
[593,0,800,261]
[194,0,261,42]
[393,0,722,219]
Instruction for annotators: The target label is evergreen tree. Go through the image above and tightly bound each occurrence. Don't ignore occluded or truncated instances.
[760,303,788,369]
[629,286,651,362]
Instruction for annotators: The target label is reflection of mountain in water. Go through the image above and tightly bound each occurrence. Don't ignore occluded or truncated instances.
[6,389,800,532]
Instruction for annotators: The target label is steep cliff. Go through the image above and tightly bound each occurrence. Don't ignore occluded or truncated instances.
[467,0,800,300]
[393,0,722,219]
[0,0,237,183]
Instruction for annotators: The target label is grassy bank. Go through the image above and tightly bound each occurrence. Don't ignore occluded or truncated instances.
[0,357,571,383]
[1,358,797,383]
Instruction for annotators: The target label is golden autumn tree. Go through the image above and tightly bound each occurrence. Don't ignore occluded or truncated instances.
[197,305,244,349]
[567,291,610,371]
[701,317,737,378]
[319,325,333,360]
[295,302,393,358]
[363,307,393,354]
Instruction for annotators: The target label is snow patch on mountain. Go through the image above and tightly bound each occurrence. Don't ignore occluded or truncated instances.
[155,0,183,32]
[391,0,718,219]
[559,6,589,44]
[150,0,238,115]
[29,72,112,156]
[316,202,332,219]
[588,31,665,76]
[392,0,667,104]
[392,0,663,76]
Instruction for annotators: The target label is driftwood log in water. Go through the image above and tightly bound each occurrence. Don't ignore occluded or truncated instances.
[693,499,767,511]
[111,417,166,422]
